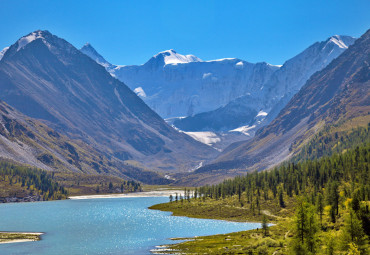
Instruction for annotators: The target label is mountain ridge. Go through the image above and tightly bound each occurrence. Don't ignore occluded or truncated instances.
[0,30,216,176]
[176,29,369,185]
[173,35,356,133]
[79,35,356,153]
[0,100,172,184]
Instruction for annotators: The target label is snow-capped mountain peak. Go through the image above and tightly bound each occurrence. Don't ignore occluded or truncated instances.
[326,35,356,49]
[80,33,355,134]
[151,49,202,65]
[81,42,94,51]
[80,42,115,70]
[329,36,348,49]
[16,30,49,52]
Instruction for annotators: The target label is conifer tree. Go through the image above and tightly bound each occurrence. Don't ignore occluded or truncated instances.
[291,198,318,253]
[262,215,269,237]
[340,209,367,252]
[316,192,324,228]
[278,187,285,208]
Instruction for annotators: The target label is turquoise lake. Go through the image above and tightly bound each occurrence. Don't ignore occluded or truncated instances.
[0,197,260,254]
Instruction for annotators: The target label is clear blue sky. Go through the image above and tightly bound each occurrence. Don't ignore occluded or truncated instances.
[0,0,369,65]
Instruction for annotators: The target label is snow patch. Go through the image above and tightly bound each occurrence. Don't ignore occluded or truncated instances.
[202,73,212,79]
[17,31,44,51]
[329,36,348,49]
[267,63,282,68]
[235,61,244,69]
[134,87,146,97]
[0,46,9,60]
[229,125,256,136]
[256,110,268,117]
[189,162,203,172]
[207,58,237,62]
[164,175,175,180]
[165,116,186,122]
[184,131,221,146]
[114,88,124,106]
[156,50,202,65]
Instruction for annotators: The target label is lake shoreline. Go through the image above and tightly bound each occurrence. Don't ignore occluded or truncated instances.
[68,189,184,200]
[0,197,257,254]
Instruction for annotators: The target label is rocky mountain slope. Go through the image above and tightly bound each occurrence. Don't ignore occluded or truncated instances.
[0,30,215,175]
[0,101,169,184]
[80,43,115,71]
[178,29,369,185]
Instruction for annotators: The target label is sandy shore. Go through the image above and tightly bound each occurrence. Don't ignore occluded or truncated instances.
[69,190,184,200]
[0,239,37,244]
[0,232,43,244]
[0,232,44,235]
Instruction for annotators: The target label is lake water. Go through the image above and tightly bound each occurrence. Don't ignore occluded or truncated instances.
[0,197,260,255]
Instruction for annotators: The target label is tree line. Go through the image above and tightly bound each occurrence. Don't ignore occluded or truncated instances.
[0,161,67,200]
[98,180,142,193]
[292,124,370,162]
[186,143,369,254]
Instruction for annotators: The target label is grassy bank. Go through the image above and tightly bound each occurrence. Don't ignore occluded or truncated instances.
[157,221,291,254]
[151,195,369,254]
[149,192,296,223]
[150,144,370,254]
[150,195,294,254]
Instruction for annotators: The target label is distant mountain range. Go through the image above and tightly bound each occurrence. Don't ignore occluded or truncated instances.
[0,29,368,186]
[81,35,356,150]
[0,30,215,183]
[174,35,356,132]
[177,29,370,185]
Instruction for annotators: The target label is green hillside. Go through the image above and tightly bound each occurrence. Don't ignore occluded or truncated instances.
[292,123,370,162]
[151,142,370,254]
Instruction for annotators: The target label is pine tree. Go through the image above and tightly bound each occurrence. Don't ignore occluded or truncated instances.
[278,187,285,208]
[262,215,269,237]
[292,198,319,253]
[340,209,367,252]
[325,232,337,255]
[316,192,324,228]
